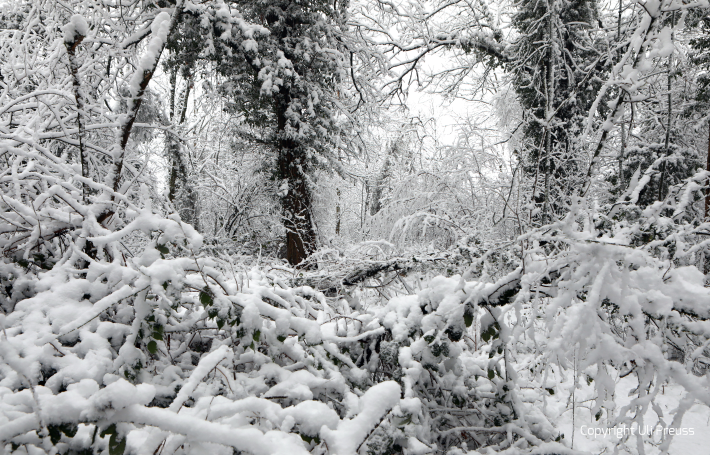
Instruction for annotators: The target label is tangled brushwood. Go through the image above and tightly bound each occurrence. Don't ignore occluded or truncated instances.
[2,0,710,454]
[2,135,710,455]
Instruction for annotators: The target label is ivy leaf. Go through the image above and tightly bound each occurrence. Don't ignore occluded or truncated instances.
[200,290,213,306]
[47,423,80,445]
[60,424,78,438]
[109,433,126,455]
[253,330,261,342]
[546,388,555,395]
[48,425,62,445]
[100,424,116,438]
[147,340,158,354]
[152,325,164,341]
[464,310,474,328]
[156,244,169,255]
[488,369,495,380]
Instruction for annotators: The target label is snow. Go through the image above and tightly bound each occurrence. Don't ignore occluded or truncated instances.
[128,12,172,97]
[115,405,311,455]
[169,345,232,412]
[63,15,88,43]
[657,26,675,58]
[558,379,710,455]
[322,381,401,455]
[4,0,710,454]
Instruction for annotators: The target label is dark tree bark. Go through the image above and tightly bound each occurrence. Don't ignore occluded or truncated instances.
[65,34,89,203]
[167,69,197,228]
[705,123,710,221]
[276,93,316,266]
[335,188,341,236]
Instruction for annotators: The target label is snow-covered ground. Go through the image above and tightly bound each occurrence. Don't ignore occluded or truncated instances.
[555,378,710,454]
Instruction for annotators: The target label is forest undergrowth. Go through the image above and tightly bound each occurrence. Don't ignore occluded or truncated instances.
[2,0,710,454]
[2,169,710,455]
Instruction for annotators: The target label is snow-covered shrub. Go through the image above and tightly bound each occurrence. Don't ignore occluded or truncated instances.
[3,173,710,454]
[2,2,710,455]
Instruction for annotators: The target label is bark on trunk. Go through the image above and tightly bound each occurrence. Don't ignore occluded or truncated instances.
[705,123,710,276]
[167,69,197,228]
[705,122,710,221]
[658,36,674,202]
[543,11,554,225]
[276,93,316,266]
[65,35,89,203]
[369,144,395,216]
[335,188,341,236]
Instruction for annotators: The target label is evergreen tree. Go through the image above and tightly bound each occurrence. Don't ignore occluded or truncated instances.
[510,0,605,222]
[687,10,710,219]
[206,0,352,265]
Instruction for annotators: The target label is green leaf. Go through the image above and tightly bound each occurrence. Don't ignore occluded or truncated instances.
[253,330,261,342]
[109,433,126,455]
[546,388,555,395]
[217,319,225,329]
[595,410,602,421]
[277,335,286,342]
[147,340,158,354]
[488,369,495,380]
[100,424,116,438]
[48,423,78,444]
[200,290,213,306]
[156,244,169,255]
[464,310,474,328]
[152,325,164,341]
[62,424,78,438]
[299,434,320,444]
[48,425,62,445]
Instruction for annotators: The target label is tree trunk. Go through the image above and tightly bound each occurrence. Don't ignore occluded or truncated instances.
[167,69,197,228]
[66,35,89,203]
[658,50,673,201]
[704,122,710,276]
[705,122,710,221]
[335,188,341,236]
[276,92,316,266]
[543,9,555,225]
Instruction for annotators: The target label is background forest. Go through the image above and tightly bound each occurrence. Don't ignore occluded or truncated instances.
[2,0,710,454]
